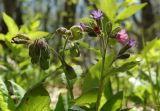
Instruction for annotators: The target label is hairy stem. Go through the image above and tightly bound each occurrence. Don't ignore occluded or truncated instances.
[50,47,74,99]
[96,35,106,111]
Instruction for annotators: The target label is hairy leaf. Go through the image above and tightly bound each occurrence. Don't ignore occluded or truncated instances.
[54,94,65,111]
[2,13,19,34]
[116,3,147,21]
[0,79,15,111]
[16,84,51,111]
[101,91,123,111]
[0,91,10,111]
[75,88,98,105]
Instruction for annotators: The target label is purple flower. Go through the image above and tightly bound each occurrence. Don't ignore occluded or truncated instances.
[91,9,103,20]
[116,29,128,44]
[127,39,136,47]
[80,22,87,31]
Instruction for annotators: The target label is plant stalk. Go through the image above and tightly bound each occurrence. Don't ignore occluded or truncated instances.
[50,47,74,99]
[96,35,106,111]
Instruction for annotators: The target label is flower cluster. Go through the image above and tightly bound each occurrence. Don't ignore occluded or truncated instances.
[80,9,135,46]
[79,9,136,58]
[79,9,103,36]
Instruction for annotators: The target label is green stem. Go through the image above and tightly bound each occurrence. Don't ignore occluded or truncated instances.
[96,35,106,111]
[62,35,70,58]
[50,47,74,99]
[65,73,74,99]
[62,35,74,99]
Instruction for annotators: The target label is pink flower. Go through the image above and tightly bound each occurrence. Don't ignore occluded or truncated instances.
[116,29,128,44]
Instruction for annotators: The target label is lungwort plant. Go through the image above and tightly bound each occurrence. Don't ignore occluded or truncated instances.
[0,0,147,111]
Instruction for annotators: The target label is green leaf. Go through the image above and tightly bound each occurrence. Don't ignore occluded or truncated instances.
[40,56,50,70]
[80,17,91,24]
[69,106,87,111]
[74,88,98,105]
[64,64,77,80]
[16,84,51,111]
[0,34,5,41]
[30,20,40,31]
[104,79,113,100]
[141,39,160,56]
[101,91,123,111]
[116,3,147,21]
[106,21,112,35]
[0,79,15,111]
[0,79,9,103]
[128,95,143,104]
[28,31,49,40]
[0,91,11,111]
[2,12,19,34]
[110,61,138,74]
[120,108,132,111]
[70,43,80,57]
[102,17,112,36]
[54,94,65,111]
[82,52,115,93]
[99,0,117,22]
[138,70,150,81]
[8,80,25,102]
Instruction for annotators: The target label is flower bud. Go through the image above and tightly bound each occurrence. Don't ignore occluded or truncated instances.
[56,27,67,35]
[117,54,130,59]
[118,38,136,55]
[11,34,30,44]
[116,29,128,44]
[65,30,72,36]
[80,22,87,31]
[93,26,101,34]
[70,25,83,40]
[29,38,50,70]
[79,22,98,37]
[127,39,136,48]
[35,38,48,49]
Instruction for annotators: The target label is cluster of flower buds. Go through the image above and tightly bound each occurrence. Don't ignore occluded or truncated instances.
[29,38,50,70]
[56,25,83,40]
[11,34,31,44]
[79,9,136,60]
[80,9,103,37]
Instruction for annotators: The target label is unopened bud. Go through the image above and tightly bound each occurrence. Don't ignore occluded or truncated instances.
[11,34,31,44]
[56,27,67,35]
[70,25,83,40]
[117,54,130,59]
[35,38,48,49]
[65,30,72,36]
